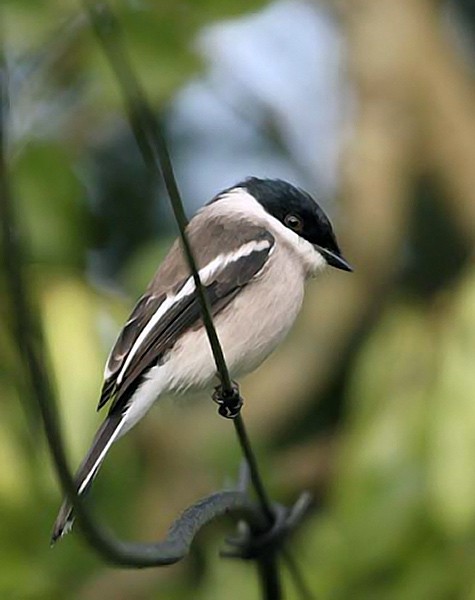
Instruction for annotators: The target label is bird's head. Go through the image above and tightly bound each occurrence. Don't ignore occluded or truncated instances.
[240,177,352,273]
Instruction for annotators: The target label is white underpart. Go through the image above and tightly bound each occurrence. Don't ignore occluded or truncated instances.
[78,419,126,494]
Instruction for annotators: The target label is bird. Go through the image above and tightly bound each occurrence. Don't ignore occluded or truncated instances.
[51,177,351,543]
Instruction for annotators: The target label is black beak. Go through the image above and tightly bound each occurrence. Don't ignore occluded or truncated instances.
[317,247,353,272]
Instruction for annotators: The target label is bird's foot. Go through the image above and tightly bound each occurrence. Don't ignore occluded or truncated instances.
[212,381,243,419]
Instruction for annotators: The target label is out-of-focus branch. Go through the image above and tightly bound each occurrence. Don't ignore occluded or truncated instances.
[232,0,417,438]
[0,44,42,437]
[1,34,132,567]
[410,0,475,242]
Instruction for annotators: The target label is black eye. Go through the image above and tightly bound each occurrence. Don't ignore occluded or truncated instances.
[284,214,303,232]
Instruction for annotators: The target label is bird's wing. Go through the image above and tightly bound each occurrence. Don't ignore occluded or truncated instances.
[98,225,275,415]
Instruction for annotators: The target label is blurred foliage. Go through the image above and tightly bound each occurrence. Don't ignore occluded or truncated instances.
[1,0,475,599]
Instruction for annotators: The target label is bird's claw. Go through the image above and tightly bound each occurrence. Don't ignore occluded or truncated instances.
[212,381,243,419]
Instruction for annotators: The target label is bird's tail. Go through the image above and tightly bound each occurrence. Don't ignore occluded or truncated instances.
[50,414,124,545]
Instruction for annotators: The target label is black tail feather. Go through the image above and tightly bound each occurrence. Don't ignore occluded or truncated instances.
[50,414,123,544]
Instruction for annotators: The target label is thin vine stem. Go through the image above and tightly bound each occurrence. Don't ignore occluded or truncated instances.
[233,415,275,525]
[83,2,283,596]
[283,549,315,600]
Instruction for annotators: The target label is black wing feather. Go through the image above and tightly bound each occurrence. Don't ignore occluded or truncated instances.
[100,231,274,416]
[97,293,165,410]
